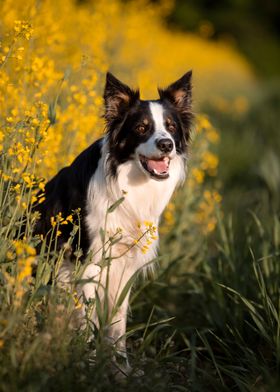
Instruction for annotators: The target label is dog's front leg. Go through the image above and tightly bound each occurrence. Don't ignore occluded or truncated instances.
[108,291,130,352]
[107,292,131,375]
[82,263,130,345]
[82,260,133,374]
[80,263,102,331]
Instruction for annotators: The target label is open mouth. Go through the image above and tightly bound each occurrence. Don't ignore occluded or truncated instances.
[139,154,170,180]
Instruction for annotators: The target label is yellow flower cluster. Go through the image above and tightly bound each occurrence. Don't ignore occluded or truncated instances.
[211,95,249,115]
[188,116,222,234]
[49,212,74,237]
[12,173,46,212]
[50,212,73,228]
[134,221,158,254]
[161,114,222,236]
[196,115,220,142]
[14,240,36,282]
[195,190,222,234]
[4,241,36,307]
[13,20,33,40]
[161,202,176,234]
[188,114,220,187]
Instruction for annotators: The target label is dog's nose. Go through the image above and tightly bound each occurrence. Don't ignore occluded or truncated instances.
[156,138,173,153]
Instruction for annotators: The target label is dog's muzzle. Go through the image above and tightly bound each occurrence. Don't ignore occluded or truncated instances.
[139,154,170,180]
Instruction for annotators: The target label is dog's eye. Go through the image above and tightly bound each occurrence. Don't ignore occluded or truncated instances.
[167,123,176,133]
[137,125,146,134]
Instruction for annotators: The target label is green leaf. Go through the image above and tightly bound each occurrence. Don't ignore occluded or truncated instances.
[107,197,125,213]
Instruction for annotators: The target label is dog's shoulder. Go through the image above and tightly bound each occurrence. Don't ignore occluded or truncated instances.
[46,137,103,203]
[70,137,103,188]
[34,137,104,246]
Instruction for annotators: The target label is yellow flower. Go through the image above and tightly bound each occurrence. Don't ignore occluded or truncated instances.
[31,118,40,127]
[191,168,205,184]
[201,151,219,175]
[6,251,14,260]
[197,116,211,130]
[38,182,45,191]
[141,246,148,254]
[206,128,220,144]
[234,96,249,114]
[50,217,56,227]
[144,221,153,228]
[13,184,21,192]
[31,195,37,204]
[213,191,222,203]
[73,291,82,309]
[17,256,34,281]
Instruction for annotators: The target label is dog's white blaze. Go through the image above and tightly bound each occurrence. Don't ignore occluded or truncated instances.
[149,101,171,139]
[149,102,165,132]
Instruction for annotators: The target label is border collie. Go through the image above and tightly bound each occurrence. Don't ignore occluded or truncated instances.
[34,71,192,371]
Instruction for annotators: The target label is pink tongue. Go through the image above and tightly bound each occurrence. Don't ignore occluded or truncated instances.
[147,159,168,174]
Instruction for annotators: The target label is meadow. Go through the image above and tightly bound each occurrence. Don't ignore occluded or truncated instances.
[0,0,279,391]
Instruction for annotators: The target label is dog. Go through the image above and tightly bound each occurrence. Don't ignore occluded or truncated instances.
[34,71,193,371]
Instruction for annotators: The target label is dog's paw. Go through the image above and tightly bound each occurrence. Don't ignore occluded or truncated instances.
[109,354,144,382]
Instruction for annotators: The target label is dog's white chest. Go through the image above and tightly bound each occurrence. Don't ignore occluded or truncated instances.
[85,153,184,271]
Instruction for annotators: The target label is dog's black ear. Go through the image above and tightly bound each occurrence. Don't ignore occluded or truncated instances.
[104,72,139,126]
[158,71,193,129]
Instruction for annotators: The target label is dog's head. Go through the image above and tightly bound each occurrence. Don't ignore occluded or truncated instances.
[104,71,193,180]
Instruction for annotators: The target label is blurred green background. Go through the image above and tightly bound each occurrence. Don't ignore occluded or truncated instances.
[168,0,280,225]
[168,0,280,77]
